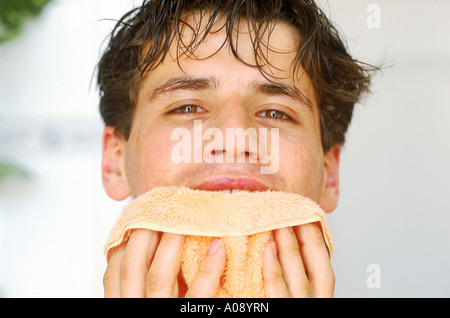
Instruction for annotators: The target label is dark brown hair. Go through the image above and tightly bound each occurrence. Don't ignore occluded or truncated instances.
[97,0,377,153]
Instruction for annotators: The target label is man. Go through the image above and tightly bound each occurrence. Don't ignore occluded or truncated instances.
[98,0,375,297]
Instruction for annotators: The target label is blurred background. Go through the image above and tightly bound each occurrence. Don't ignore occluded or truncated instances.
[0,0,449,297]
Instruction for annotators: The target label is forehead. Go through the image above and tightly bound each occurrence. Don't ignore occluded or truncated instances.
[140,11,303,80]
[136,11,317,109]
[179,11,300,53]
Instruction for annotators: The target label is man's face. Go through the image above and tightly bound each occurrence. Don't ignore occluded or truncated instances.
[102,17,341,212]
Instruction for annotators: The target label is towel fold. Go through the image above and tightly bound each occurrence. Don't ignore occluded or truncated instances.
[104,186,333,298]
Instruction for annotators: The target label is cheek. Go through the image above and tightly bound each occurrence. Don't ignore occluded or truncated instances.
[126,128,179,196]
[277,136,323,198]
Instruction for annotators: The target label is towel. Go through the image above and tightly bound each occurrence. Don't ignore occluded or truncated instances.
[104,186,334,298]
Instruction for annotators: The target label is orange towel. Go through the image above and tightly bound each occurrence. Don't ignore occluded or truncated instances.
[104,186,334,298]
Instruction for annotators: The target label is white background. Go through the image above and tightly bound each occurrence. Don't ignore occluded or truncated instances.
[0,0,449,297]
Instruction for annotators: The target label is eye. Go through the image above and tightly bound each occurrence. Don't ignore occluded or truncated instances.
[257,109,291,121]
[169,104,206,114]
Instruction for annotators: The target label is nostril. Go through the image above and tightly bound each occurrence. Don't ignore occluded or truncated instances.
[211,149,254,159]
[211,149,224,155]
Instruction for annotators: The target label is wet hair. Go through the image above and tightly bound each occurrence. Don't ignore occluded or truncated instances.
[97,0,378,153]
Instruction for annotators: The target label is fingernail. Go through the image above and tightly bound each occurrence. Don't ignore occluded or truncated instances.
[287,226,293,233]
[207,238,221,256]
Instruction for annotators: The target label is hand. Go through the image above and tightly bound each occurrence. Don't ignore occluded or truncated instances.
[103,224,333,298]
[103,229,227,297]
[262,224,335,297]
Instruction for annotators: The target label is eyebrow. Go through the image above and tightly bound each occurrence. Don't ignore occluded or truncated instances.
[149,76,219,101]
[250,81,313,112]
[149,75,313,112]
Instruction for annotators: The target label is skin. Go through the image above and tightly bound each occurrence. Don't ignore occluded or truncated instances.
[101,16,339,298]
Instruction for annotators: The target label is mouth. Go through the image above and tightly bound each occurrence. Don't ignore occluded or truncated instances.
[192,176,271,194]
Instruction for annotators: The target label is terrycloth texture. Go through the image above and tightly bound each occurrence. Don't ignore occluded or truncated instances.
[104,186,334,298]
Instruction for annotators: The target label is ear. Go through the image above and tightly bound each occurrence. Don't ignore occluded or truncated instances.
[317,144,341,213]
[101,126,131,201]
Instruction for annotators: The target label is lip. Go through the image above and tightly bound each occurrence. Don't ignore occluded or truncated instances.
[193,176,270,192]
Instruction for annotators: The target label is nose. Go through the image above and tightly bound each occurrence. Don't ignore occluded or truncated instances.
[205,99,259,164]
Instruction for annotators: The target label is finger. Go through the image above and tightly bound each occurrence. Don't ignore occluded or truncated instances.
[185,238,227,298]
[262,240,290,298]
[119,229,160,297]
[146,233,186,297]
[103,244,126,298]
[294,223,335,297]
[273,228,310,297]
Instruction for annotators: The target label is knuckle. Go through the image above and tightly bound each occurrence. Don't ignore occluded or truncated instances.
[287,239,300,254]
[312,266,335,288]
[119,260,132,278]
[146,271,177,296]
[328,269,336,286]
[265,264,284,284]
[119,258,145,281]
[296,223,324,247]
[196,264,215,278]
[146,271,165,287]
[103,268,114,287]
[146,270,177,289]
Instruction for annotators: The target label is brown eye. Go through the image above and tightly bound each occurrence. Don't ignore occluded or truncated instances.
[171,104,205,114]
[258,109,290,120]
[180,105,197,113]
